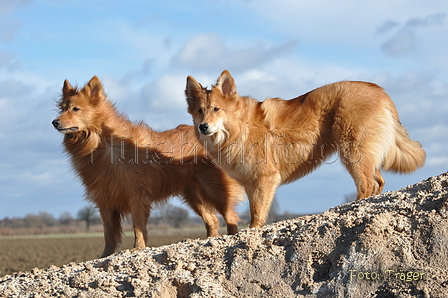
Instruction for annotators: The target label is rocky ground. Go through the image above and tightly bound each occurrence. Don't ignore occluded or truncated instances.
[1,172,447,297]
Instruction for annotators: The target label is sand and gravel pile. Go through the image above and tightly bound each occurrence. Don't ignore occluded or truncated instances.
[1,172,447,297]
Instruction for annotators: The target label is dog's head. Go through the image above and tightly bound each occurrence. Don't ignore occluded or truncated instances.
[185,70,241,145]
[52,76,106,134]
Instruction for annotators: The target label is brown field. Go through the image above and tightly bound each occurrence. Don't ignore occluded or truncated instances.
[0,230,207,277]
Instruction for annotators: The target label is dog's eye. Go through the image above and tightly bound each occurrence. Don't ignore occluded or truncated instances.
[198,108,203,114]
[214,107,220,112]
[72,107,80,112]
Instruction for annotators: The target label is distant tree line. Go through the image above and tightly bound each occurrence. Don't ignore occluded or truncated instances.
[1,199,306,236]
[1,211,80,229]
[0,209,99,235]
[0,204,197,236]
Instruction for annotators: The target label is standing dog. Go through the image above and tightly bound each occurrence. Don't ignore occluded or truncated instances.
[185,70,425,228]
[52,76,243,257]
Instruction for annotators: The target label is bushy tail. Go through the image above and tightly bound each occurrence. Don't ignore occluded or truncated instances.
[382,121,426,173]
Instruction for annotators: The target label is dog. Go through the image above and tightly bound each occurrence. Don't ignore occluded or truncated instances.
[52,76,243,257]
[185,70,426,229]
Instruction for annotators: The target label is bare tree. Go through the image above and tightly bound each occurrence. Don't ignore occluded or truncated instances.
[59,212,75,226]
[24,214,43,228]
[77,206,98,232]
[39,211,58,227]
[154,204,190,228]
[166,205,190,228]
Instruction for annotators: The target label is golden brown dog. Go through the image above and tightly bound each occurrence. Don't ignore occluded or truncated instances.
[53,76,243,257]
[186,70,425,228]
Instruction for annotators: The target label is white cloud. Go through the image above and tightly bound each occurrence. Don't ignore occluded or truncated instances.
[0,50,19,70]
[370,71,448,124]
[120,59,154,84]
[376,20,400,34]
[172,33,297,72]
[381,30,416,57]
[95,72,194,131]
[379,13,446,57]
[140,74,187,111]
[0,0,31,42]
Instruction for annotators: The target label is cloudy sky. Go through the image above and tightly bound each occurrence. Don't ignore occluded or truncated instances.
[1,0,447,219]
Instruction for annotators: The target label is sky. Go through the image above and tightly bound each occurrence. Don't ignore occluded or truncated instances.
[0,0,447,219]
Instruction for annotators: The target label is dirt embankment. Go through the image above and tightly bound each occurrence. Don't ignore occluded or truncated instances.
[1,173,447,297]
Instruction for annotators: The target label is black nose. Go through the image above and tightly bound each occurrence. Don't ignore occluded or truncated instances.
[52,119,60,128]
[199,123,209,133]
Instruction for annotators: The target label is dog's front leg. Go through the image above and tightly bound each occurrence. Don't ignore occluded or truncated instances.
[245,173,281,229]
[99,208,122,258]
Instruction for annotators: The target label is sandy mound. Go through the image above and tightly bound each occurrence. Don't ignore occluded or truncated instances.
[1,173,447,297]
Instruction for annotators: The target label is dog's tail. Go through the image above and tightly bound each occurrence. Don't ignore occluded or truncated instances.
[382,119,426,173]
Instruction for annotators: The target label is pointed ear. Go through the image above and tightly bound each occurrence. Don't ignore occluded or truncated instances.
[185,75,203,105]
[83,76,106,105]
[216,70,236,97]
[62,79,77,97]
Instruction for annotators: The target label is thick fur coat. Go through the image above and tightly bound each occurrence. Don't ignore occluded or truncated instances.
[53,76,243,257]
[186,70,425,228]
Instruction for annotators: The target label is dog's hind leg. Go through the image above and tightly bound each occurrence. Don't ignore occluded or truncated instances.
[344,162,375,201]
[198,177,241,235]
[99,208,122,258]
[212,193,240,235]
[373,169,385,196]
[130,199,150,251]
[339,142,377,201]
[221,207,240,235]
[183,185,220,237]
[194,204,220,237]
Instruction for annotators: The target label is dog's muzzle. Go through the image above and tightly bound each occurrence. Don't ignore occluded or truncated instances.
[52,119,78,132]
[52,119,61,129]
[199,123,209,134]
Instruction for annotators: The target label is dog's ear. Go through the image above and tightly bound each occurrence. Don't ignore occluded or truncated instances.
[216,70,236,97]
[62,79,77,97]
[185,76,203,105]
[83,76,106,105]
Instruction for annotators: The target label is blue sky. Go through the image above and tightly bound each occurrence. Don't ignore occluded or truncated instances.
[0,0,447,219]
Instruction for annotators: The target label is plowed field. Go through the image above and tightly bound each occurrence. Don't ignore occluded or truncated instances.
[0,231,206,277]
